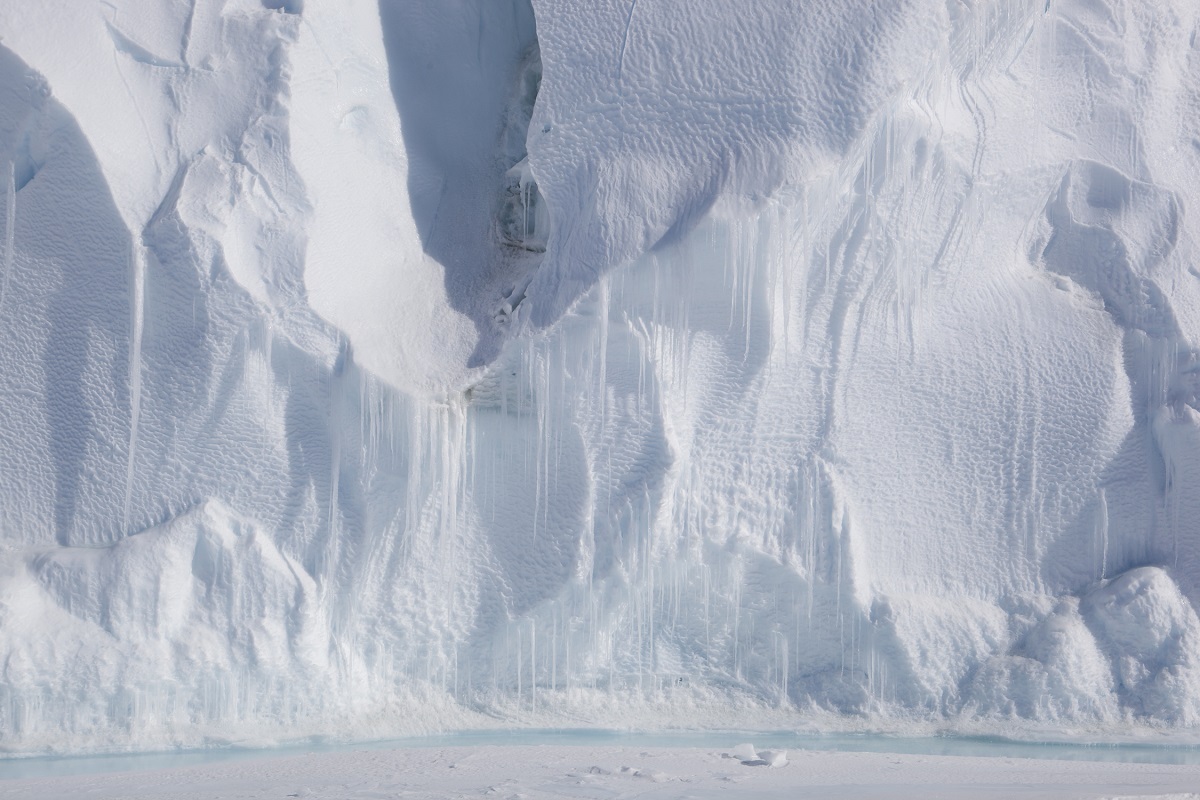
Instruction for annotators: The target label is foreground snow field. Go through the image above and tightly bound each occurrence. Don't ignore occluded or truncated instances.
[0,0,1199,754]
[5,744,1200,800]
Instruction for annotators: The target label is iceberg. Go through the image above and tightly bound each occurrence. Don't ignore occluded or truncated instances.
[0,0,1197,752]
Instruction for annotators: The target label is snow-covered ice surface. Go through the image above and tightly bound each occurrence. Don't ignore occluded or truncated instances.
[0,0,1199,755]
[5,741,1200,799]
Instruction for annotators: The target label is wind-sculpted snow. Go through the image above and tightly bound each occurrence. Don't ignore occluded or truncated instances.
[0,0,1198,753]
[522,0,943,327]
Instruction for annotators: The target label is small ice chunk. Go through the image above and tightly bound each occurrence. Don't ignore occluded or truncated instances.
[759,749,788,768]
[731,743,758,762]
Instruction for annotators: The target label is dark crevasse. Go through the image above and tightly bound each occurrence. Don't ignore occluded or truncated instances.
[497,44,548,253]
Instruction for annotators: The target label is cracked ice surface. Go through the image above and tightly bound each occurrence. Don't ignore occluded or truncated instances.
[0,0,1198,753]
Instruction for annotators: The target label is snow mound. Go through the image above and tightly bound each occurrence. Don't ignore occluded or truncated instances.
[0,500,329,750]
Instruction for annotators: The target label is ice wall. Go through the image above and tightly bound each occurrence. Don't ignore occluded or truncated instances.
[0,0,1198,753]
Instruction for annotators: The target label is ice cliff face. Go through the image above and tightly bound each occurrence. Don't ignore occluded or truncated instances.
[0,0,1198,752]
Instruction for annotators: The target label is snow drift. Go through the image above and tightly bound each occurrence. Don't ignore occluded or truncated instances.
[0,0,1198,752]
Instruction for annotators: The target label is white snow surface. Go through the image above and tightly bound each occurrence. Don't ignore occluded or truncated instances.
[6,744,1200,800]
[0,0,1198,753]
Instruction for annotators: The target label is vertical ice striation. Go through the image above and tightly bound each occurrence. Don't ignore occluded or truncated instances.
[0,160,13,314]
[0,0,1197,754]
[122,243,145,534]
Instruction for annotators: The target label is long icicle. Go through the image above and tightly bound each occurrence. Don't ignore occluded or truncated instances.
[0,161,15,315]
[123,241,146,534]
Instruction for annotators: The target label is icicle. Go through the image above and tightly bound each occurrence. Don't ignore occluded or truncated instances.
[328,360,342,568]
[599,277,610,433]
[0,160,14,315]
[1095,488,1109,581]
[541,347,550,534]
[515,622,522,710]
[777,630,789,708]
[732,566,742,680]
[123,242,146,535]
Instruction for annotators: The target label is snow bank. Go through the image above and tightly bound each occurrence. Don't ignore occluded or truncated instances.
[0,0,1198,752]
